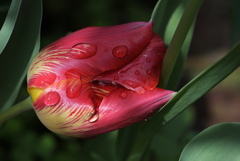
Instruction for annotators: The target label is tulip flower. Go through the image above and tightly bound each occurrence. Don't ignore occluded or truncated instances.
[27,20,175,138]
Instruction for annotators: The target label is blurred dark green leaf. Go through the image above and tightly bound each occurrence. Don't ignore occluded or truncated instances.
[0,0,42,111]
[230,0,240,47]
[150,108,196,161]
[116,123,140,161]
[0,0,21,53]
[180,123,240,161]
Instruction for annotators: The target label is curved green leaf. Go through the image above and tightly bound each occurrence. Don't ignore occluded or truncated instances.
[180,123,240,161]
[0,0,21,54]
[0,0,42,111]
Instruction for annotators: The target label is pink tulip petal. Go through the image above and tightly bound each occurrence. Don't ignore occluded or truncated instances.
[92,33,166,93]
[65,87,175,138]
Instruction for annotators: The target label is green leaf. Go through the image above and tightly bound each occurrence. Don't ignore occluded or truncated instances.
[152,0,194,91]
[0,0,21,54]
[229,0,240,47]
[141,40,240,136]
[180,123,240,161]
[159,0,204,88]
[151,0,183,39]
[0,0,42,111]
[116,124,140,161]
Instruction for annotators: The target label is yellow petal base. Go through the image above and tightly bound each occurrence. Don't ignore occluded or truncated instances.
[28,88,44,102]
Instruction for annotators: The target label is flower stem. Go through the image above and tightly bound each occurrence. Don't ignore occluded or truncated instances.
[159,0,204,88]
[0,97,33,124]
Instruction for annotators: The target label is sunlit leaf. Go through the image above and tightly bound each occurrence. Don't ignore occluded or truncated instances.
[180,123,240,161]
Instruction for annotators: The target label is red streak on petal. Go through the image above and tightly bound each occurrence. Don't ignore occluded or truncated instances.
[28,72,57,88]
[64,68,81,79]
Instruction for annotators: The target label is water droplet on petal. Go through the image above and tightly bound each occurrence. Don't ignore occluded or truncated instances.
[89,113,99,123]
[135,70,140,75]
[114,76,119,80]
[129,38,132,42]
[122,80,138,88]
[71,43,97,59]
[146,58,151,62]
[135,86,146,94]
[66,80,82,98]
[112,46,128,58]
[44,91,60,106]
[146,69,152,75]
[104,48,108,52]
[120,92,127,99]
[84,112,93,121]
[131,42,135,46]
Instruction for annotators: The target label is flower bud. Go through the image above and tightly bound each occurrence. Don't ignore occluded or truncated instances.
[27,20,175,138]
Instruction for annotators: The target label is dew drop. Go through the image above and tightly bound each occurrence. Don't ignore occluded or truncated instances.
[130,42,135,46]
[71,43,97,59]
[112,46,128,58]
[146,69,152,75]
[129,38,132,42]
[120,92,127,99]
[122,80,138,88]
[44,91,60,106]
[135,86,146,94]
[114,76,119,80]
[111,104,115,107]
[66,81,82,98]
[89,113,99,123]
[104,48,108,52]
[146,58,151,63]
[84,112,93,121]
[135,70,140,75]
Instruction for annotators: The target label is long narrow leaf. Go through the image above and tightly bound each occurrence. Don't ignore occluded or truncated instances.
[141,40,240,136]
[159,0,204,88]
[230,0,240,47]
[0,0,21,54]
[0,0,42,111]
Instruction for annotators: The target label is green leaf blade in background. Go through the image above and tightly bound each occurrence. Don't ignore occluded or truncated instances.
[0,0,21,54]
[180,123,240,161]
[159,0,204,89]
[141,40,240,137]
[230,0,240,47]
[152,0,194,91]
[0,0,42,111]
